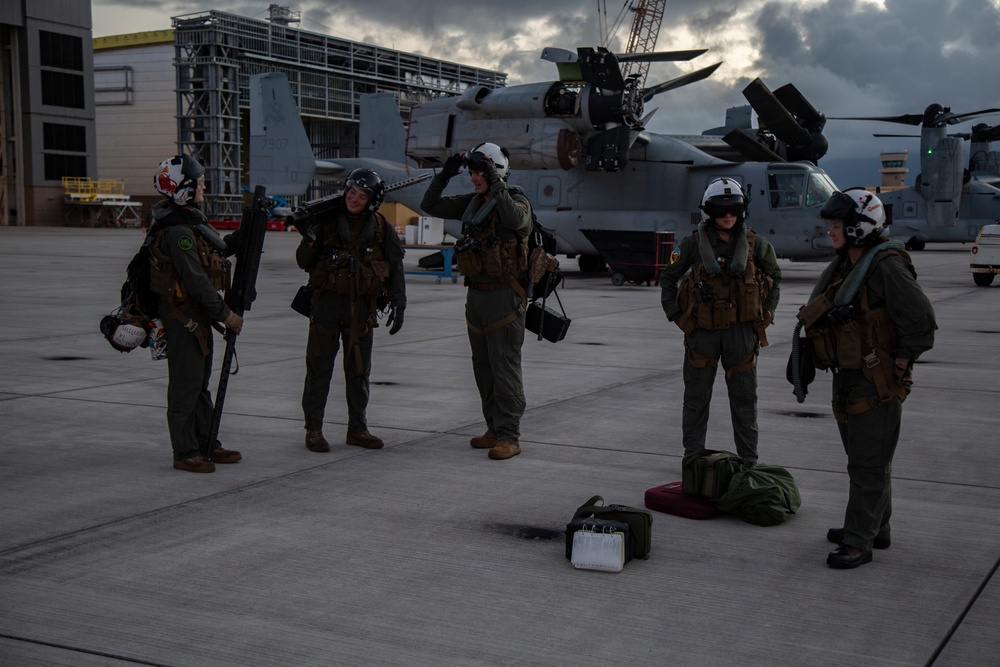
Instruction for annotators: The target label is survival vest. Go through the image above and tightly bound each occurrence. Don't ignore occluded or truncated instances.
[454,190,532,337]
[148,225,230,305]
[676,229,772,333]
[145,222,232,356]
[306,209,392,300]
[797,246,911,415]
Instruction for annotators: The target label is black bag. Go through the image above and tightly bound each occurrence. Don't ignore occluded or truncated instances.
[525,289,570,342]
[569,495,652,560]
[119,239,160,323]
[291,284,314,317]
[681,448,743,500]
[786,326,816,402]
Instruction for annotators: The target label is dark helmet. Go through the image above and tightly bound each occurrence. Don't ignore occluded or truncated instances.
[155,154,205,206]
[820,187,887,247]
[345,168,385,211]
[699,177,749,225]
[100,314,147,353]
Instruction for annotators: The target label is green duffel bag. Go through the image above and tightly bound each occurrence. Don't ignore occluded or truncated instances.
[716,465,802,526]
[681,448,743,500]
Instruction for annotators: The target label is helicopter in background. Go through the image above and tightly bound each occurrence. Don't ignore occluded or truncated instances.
[248,47,843,269]
[831,104,1000,250]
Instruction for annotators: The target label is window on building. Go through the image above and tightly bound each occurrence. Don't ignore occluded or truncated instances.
[39,30,86,109]
[41,71,85,109]
[39,31,84,71]
[42,123,87,181]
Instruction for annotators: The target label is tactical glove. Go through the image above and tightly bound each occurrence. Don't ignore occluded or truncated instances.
[387,305,405,335]
[440,153,464,181]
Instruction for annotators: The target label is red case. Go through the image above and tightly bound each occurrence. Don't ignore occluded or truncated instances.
[644,481,721,520]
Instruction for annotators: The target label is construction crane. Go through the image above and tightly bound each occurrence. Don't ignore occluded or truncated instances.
[620,0,667,88]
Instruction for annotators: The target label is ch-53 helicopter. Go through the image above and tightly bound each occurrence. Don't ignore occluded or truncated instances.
[248,47,844,271]
[831,104,1000,250]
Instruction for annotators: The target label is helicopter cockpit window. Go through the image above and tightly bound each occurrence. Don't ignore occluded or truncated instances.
[805,172,838,207]
[768,172,805,209]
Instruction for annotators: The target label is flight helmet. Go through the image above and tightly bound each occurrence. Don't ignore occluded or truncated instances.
[467,142,510,180]
[100,315,147,353]
[700,177,748,224]
[155,155,205,206]
[820,187,887,246]
[345,168,385,211]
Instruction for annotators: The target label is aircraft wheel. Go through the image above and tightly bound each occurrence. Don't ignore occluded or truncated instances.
[973,273,995,287]
[906,237,926,251]
[578,254,606,273]
[611,272,626,286]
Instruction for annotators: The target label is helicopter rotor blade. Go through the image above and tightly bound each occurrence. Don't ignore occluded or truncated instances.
[641,62,721,103]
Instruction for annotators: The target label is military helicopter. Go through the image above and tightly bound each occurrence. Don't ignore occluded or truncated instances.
[831,104,1000,250]
[248,49,843,270]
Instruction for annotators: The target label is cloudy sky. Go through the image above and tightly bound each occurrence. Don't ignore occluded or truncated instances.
[90,0,1000,186]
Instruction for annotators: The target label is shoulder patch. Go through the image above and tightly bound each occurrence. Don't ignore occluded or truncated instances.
[669,247,681,264]
[178,236,194,251]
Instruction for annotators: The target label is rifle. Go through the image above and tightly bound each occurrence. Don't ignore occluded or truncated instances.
[289,172,433,238]
[206,185,269,457]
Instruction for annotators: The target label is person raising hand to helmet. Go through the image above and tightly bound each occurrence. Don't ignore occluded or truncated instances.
[148,154,246,473]
[660,177,782,469]
[421,142,532,461]
[798,188,936,569]
[295,168,406,454]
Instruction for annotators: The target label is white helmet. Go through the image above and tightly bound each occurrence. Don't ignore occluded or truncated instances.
[155,154,205,206]
[468,142,510,180]
[100,315,148,353]
[699,177,748,224]
[820,187,887,247]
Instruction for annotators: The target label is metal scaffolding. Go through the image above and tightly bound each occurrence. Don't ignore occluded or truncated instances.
[172,10,506,219]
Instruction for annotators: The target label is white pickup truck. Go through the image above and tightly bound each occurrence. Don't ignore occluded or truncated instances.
[971,224,1000,287]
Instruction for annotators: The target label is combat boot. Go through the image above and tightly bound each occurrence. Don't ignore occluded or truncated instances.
[346,429,384,449]
[488,440,521,460]
[173,455,216,473]
[470,431,498,449]
[826,528,891,550]
[305,430,331,452]
[209,445,242,464]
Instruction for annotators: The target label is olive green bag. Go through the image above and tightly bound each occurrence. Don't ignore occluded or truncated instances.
[716,465,802,526]
[681,448,743,500]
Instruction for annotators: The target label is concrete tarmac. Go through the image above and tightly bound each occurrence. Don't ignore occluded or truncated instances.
[0,226,997,666]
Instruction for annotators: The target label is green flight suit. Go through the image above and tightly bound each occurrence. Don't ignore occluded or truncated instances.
[421,174,532,443]
[296,204,406,433]
[660,224,782,463]
[150,200,241,461]
[814,249,936,552]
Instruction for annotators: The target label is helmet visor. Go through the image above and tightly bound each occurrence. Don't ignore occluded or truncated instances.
[820,191,857,221]
[704,202,744,219]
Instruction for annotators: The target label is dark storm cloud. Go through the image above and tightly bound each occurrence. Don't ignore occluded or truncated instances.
[92,0,1000,185]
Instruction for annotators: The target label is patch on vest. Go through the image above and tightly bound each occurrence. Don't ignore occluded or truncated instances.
[669,247,681,264]
[178,236,194,251]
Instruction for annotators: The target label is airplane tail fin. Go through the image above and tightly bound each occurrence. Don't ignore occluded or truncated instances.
[248,72,318,196]
[359,92,409,164]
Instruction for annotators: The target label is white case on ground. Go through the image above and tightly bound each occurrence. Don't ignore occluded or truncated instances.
[570,530,625,572]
